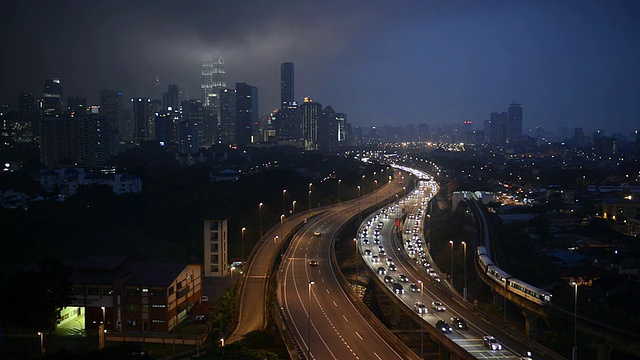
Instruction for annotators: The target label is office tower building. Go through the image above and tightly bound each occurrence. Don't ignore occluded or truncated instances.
[218,88,236,144]
[506,102,523,143]
[300,97,322,150]
[76,115,110,167]
[132,98,151,141]
[336,113,347,145]
[489,111,507,145]
[148,99,162,140]
[278,62,299,142]
[43,78,63,115]
[67,96,87,115]
[39,116,73,167]
[595,137,616,159]
[19,93,35,117]
[155,109,179,145]
[235,82,258,147]
[281,62,294,106]
[572,127,585,147]
[179,99,204,153]
[163,84,180,111]
[100,90,125,154]
[201,55,226,107]
[319,106,335,152]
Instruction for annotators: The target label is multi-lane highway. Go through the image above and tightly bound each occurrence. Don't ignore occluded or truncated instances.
[278,179,416,360]
[359,178,536,359]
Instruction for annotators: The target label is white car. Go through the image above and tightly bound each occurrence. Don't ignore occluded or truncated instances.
[483,336,503,351]
[431,301,446,311]
[413,301,427,314]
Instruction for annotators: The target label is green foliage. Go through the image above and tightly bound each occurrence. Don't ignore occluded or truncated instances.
[207,342,279,360]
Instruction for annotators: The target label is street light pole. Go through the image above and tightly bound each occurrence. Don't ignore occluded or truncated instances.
[259,203,263,238]
[37,332,43,358]
[308,280,315,360]
[293,200,296,216]
[308,191,312,215]
[354,238,358,289]
[282,190,287,219]
[449,240,454,285]
[572,281,578,360]
[462,241,467,300]
[241,227,246,271]
[338,179,341,203]
[101,306,105,325]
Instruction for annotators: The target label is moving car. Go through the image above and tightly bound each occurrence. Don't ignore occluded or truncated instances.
[393,283,405,294]
[431,301,446,311]
[384,275,394,283]
[313,231,321,236]
[309,260,319,266]
[398,274,409,282]
[372,255,380,262]
[388,264,397,271]
[377,266,386,275]
[364,249,372,256]
[482,336,503,351]
[409,283,420,292]
[436,320,453,333]
[450,317,468,330]
[413,301,427,314]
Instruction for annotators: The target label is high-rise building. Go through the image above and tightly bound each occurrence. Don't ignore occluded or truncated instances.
[18,93,36,141]
[179,99,204,153]
[76,115,110,167]
[100,90,125,154]
[203,217,229,277]
[148,99,162,140]
[163,84,180,111]
[43,78,63,115]
[219,88,236,144]
[154,109,180,145]
[39,116,73,167]
[201,55,226,107]
[278,62,299,142]
[300,97,322,150]
[67,96,87,115]
[489,111,507,145]
[507,102,523,143]
[573,127,585,147]
[235,83,258,147]
[19,93,35,117]
[131,98,151,141]
[281,62,294,106]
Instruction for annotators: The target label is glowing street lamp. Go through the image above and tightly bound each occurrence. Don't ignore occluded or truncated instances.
[462,241,467,299]
[292,200,297,216]
[37,331,44,358]
[338,179,342,203]
[101,306,105,324]
[259,203,263,238]
[241,227,246,270]
[449,240,454,284]
[282,190,287,218]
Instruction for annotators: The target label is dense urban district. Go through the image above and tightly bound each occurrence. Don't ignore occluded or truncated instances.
[0,60,639,360]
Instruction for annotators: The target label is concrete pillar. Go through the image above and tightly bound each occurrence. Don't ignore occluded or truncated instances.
[595,342,612,360]
[438,342,451,360]
[522,309,538,339]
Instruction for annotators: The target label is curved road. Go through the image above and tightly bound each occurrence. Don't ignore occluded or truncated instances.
[278,180,414,360]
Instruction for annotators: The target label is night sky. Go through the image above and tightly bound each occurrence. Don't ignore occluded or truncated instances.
[2,0,639,135]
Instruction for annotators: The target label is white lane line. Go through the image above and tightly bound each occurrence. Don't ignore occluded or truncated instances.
[333,301,338,307]
[355,331,363,340]
[343,314,349,322]
[374,352,382,360]
[321,278,325,283]
[326,288,330,295]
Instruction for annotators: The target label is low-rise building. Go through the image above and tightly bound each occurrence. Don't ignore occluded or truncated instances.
[66,256,201,333]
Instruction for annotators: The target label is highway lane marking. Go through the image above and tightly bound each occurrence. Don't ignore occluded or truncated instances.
[355,331,362,340]
[343,314,349,322]
[326,288,330,294]
[333,300,338,307]
[374,352,382,360]
[321,278,325,283]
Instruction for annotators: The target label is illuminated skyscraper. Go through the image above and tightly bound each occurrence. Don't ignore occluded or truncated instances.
[132,98,151,141]
[219,88,236,144]
[278,62,299,142]
[300,97,321,150]
[42,78,63,115]
[201,55,226,107]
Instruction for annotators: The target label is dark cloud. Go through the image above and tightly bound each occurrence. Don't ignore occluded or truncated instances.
[2,0,639,134]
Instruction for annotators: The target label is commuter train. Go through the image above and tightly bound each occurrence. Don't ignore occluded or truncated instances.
[476,246,552,306]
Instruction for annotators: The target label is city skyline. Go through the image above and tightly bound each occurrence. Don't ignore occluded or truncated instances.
[2,0,639,134]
